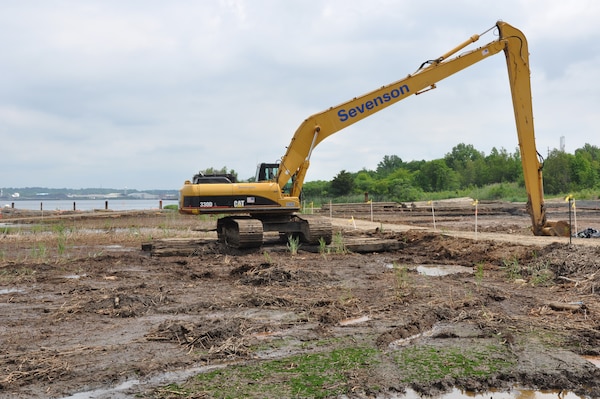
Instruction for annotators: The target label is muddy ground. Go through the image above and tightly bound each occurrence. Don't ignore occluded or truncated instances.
[1,201,600,398]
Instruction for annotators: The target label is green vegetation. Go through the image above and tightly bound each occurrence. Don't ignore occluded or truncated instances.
[331,231,347,254]
[528,261,554,286]
[502,257,523,281]
[393,344,515,383]
[0,266,35,283]
[502,256,554,286]
[392,262,411,301]
[160,347,379,399]
[286,234,300,255]
[30,243,47,259]
[4,142,598,205]
[153,341,519,398]
[54,223,69,256]
[318,236,328,257]
[301,142,600,205]
[474,263,485,286]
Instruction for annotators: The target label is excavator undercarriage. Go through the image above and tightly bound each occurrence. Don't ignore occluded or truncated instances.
[216,214,333,248]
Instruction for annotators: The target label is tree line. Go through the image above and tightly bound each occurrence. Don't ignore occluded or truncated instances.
[301,143,600,203]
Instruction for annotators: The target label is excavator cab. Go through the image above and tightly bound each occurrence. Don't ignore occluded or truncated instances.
[255,163,279,182]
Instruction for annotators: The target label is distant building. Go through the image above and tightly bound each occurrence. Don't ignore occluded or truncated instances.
[127,192,159,199]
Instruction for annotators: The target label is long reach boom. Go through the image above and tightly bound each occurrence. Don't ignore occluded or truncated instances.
[180,21,568,247]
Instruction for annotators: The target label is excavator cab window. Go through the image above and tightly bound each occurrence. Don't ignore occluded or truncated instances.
[255,163,279,182]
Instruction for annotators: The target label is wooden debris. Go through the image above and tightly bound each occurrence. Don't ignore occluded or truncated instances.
[343,238,402,253]
[143,236,403,256]
[547,301,585,312]
[142,237,216,257]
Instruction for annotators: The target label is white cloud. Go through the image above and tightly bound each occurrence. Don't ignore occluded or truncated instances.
[0,0,598,189]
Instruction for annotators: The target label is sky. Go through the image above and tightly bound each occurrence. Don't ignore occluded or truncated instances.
[1,0,598,190]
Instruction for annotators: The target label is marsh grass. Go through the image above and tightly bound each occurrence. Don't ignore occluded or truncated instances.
[332,231,347,254]
[393,344,515,383]
[286,235,300,255]
[158,346,379,399]
[0,211,207,264]
[502,257,522,281]
[392,262,411,301]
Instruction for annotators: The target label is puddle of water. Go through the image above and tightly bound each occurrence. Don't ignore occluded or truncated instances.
[60,364,226,399]
[57,363,589,399]
[416,264,473,276]
[380,387,587,398]
[0,287,25,295]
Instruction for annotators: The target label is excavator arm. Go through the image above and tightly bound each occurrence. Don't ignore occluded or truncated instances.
[277,21,564,236]
[179,21,568,246]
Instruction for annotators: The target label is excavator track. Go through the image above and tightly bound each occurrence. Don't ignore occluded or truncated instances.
[217,217,264,248]
[297,215,333,245]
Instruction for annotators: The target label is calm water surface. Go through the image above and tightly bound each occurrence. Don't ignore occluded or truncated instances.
[3,199,178,211]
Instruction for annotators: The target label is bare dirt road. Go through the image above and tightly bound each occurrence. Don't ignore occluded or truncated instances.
[1,201,599,398]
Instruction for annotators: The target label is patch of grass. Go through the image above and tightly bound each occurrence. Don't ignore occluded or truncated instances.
[474,262,484,286]
[163,204,178,210]
[528,260,554,286]
[318,236,328,257]
[332,231,347,254]
[393,344,515,383]
[502,257,554,286]
[501,257,522,281]
[30,243,48,259]
[286,234,300,255]
[392,262,411,301]
[0,266,36,283]
[1,225,20,235]
[159,347,379,399]
[262,250,273,265]
[54,223,70,256]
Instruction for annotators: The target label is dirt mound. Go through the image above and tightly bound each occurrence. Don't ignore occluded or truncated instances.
[146,318,257,358]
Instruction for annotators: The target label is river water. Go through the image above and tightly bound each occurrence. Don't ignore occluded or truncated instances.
[2,199,178,211]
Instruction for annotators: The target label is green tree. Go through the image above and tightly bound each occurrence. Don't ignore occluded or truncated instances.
[485,147,521,184]
[376,155,404,177]
[385,170,422,201]
[330,170,355,196]
[574,143,600,189]
[570,151,597,190]
[542,149,573,194]
[444,143,483,169]
[355,170,376,194]
[302,180,330,198]
[444,143,484,188]
[414,159,459,192]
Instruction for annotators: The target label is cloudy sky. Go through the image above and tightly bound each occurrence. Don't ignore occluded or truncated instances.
[1,1,598,190]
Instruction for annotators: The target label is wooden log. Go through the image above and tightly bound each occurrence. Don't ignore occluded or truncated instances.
[548,301,584,312]
[344,238,402,253]
[142,238,216,257]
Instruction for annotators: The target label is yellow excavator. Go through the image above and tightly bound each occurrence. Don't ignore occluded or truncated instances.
[179,21,569,247]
